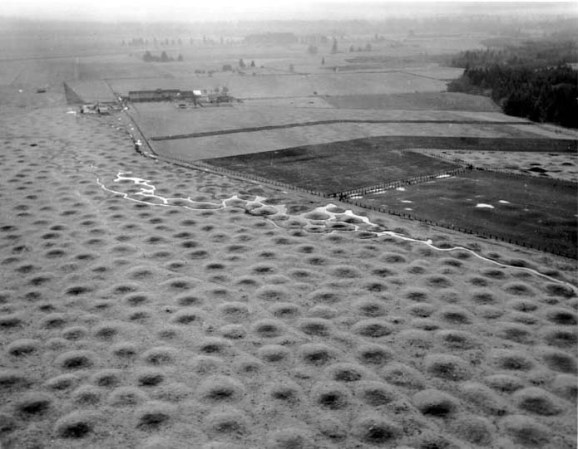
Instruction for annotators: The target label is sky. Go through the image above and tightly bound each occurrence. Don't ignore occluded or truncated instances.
[0,0,575,22]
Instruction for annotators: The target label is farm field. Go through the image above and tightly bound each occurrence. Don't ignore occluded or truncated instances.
[323,92,500,112]
[109,70,450,99]
[356,169,578,258]
[132,102,532,140]
[153,124,576,163]
[204,139,460,193]
[65,80,118,103]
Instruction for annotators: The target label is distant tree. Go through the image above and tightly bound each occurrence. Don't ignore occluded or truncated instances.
[331,38,338,54]
[239,59,246,68]
[349,45,355,52]
[307,44,318,55]
[160,51,169,62]
[321,57,325,65]
[250,60,256,68]
[289,64,295,73]
[177,54,183,62]
[365,43,372,52]
[222,64,233,72]
[143,51,153,62]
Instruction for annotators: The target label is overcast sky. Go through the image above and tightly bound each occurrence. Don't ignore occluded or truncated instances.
[0,0,575,22]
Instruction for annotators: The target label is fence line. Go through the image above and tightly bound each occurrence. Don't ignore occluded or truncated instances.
[149,119,533,142]
[331,167,469,198]
[140,147,575,259]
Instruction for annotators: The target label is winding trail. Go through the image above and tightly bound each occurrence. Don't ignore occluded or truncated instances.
[97,171,577,292]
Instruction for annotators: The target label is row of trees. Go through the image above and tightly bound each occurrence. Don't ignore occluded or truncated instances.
[449,40,578,69]
[142,51,183,63]
[448,64,578,128]
[307,39,372,55]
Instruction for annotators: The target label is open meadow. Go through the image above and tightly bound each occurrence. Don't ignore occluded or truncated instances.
[0,15,577,449]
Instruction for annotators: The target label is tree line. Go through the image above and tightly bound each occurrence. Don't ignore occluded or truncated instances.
[142,51,183,63]
[447,40,578,128]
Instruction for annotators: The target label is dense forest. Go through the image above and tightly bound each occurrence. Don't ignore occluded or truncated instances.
[447,40,578,128]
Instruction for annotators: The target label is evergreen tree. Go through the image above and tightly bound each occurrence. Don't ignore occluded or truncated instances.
[331,38,338,54]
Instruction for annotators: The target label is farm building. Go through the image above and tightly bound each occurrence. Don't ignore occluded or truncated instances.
[128,89,183,103]
[127,89,210,104]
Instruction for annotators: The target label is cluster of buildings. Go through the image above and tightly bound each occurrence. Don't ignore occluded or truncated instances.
[125,89,233,106]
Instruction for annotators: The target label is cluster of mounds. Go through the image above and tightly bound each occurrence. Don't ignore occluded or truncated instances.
[415,149,578,182]
[0,95,577,448]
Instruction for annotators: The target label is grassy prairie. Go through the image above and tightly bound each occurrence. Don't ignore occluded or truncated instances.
[414,149,578,182]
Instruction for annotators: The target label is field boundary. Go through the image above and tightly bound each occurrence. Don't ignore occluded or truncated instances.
[157,150,577,259]
[151,152,332,198]
[128,119,576,259]
[332,166,470,198]
[149,119,534,141]
[148,150,576,259]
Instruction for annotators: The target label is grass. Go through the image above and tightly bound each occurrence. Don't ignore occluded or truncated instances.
[204,137,461,193]
[359,169,577,258]
[204,136,576,257]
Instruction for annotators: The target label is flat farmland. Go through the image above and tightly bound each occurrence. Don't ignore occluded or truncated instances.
[2,58,77,87]
[204,139,460,193]
[109,70,449,99]
[0,61,26,85]
[357,169,578,258]
[151,122,562,162]
[400,66,466,80]
[78,55,168,81]
[65,80,118,103]
[323,92,500,112]
[131,102,533,139]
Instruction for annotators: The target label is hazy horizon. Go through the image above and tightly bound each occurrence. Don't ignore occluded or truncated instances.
[1,0,576,23]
